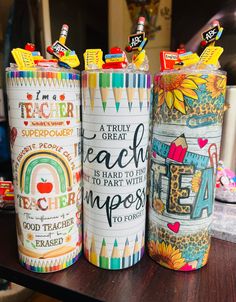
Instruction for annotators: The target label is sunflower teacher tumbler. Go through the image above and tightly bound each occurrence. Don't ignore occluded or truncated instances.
[148,69,226,271]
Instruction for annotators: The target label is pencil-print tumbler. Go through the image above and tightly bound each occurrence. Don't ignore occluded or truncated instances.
[148,69,226,271]
[6,67,82,272]
[82,70,151,269]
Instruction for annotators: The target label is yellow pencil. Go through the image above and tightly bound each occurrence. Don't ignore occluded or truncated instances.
[90,235,98,266]
[89,73,97,111]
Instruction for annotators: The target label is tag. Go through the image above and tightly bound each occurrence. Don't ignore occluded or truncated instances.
[199,46,223,66]
[11,48,35,69]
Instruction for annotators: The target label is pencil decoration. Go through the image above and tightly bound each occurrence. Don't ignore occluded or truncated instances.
[125,73,136,111]
[110,239,121,270]
[82,72,88,109]
[138,73,146,111]
[6,70,80,88]
[99,238,109,269]
[99,73,110,111]
[90,236,98,266]
[88,72,97,111]
[147,74,151,108]
[132,235,140,265]
[122,238,132,268]
[112,73,124,112]
[167,134,188,163]
[18,249,80,273]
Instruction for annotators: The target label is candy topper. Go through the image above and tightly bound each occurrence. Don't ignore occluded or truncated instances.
[128,32,145,50]
[124,16,149,71]
[102,47,128,69]
[199,20,224,67]
[160,51,180,71]
[47,24,80,68]
[200,20,223,47]
[83,49,104,70]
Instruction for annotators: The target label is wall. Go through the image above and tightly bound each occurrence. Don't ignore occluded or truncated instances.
[108,0,172,75]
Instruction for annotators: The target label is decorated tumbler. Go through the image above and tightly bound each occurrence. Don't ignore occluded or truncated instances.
[148,69,226,271]
[6,67,82,272]
[82,70,151,270]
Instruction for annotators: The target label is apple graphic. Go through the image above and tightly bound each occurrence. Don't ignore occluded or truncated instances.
[60,94,65,101]
[27,93,32,100]
[37,179,53,194]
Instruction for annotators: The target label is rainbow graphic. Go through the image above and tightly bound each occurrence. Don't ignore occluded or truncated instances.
[19,248,81,273]
[6,70,80,87]
[18,150,73,194]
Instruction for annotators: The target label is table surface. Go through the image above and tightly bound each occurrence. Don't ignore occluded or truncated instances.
[0,212,236,302]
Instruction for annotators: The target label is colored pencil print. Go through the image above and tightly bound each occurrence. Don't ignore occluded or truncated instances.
[167,134,188,163]
[99,73,110,112]
[82,73,88,109]
[147,74,151,108]
[90,235,98,266]
[99,238,109,269]
[125,73,136,111]
[122,238,132,268]
[112,73,124,112]
[110,239,121,269]
[132,235,140,265]
[88,73,97,111]
[138,73,146,111]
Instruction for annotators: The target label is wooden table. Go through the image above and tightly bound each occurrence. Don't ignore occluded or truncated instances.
[0,211,235,302]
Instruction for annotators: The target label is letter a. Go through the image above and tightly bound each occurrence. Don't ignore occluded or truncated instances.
[192,168,213,219]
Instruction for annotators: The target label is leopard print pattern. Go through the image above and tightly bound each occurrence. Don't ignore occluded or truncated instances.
[167,164,194,214]
[154,101,224,125]
[158,227,210,254]
[148,222,210,263]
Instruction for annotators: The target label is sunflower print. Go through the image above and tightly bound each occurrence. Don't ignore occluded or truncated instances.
[156,74,207,114]
[65,234,72,242]
[206,74,226,99]
[202,246,210,266]
[191,171,202,193]
[27,232,34,241]
[148,240,185,270]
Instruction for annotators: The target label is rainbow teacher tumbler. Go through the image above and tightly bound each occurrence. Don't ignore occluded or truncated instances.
[6,67,82,272]
[82,70,151,270]
[148,69,226,271]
